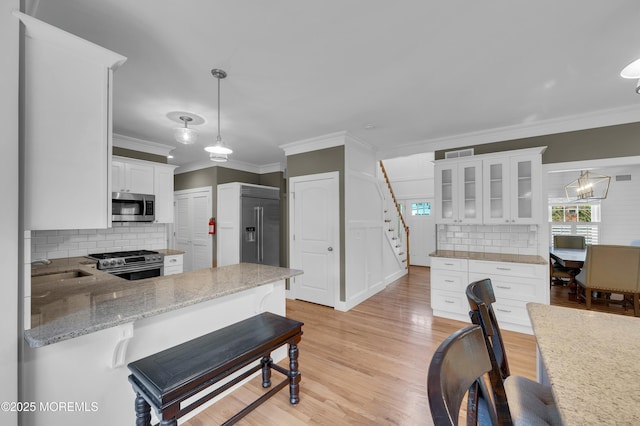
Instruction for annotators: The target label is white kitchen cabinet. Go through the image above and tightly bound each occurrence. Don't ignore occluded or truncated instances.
[468,259,547,334]
[430,257,470,322]
[434,159,482,224]
[17,12,126,230]
[163,254,183,275]
[482,151,542,224]
[154,163,177,223]
[112,157,154,194]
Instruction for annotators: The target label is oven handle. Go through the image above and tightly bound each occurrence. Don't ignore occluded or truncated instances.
[103,263,164,275]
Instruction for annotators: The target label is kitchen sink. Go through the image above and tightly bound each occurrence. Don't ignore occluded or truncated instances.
[32,269,93,284]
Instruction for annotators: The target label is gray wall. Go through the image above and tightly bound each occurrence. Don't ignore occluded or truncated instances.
[287,146,346,300]
[174,166,285,266]
[435,122,640,162]
[113,147,167,164]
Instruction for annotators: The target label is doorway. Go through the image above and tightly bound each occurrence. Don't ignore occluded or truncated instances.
[400,198,436,266]
[289,172,340,307]
[173,187,213,272]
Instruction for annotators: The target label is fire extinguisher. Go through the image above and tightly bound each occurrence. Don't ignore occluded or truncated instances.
[209,217,216,235]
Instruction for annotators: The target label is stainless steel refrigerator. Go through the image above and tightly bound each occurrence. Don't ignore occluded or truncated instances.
[240,185,280,266]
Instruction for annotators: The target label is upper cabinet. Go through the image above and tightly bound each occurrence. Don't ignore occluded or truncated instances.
[112,156,177,223]
[483,152,542,224]
[112,159,154,194]
[434,159,482,224]
[17,12,126,230]
[434,147,545,225]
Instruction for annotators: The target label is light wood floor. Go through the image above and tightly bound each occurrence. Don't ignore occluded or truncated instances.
[184,267,541,425]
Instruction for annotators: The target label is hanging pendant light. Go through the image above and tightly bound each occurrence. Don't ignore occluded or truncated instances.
[204,68,233,161]
[564,170,611,202]
[174,115,198,144]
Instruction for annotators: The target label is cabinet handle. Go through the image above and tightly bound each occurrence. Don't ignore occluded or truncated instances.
[496,285,511,290]
[496,267,511,271]
[169,258,177,263]
[444,300,455,304]
[497,308,512,313]
[444,262,454,266]
[444,279,455,283]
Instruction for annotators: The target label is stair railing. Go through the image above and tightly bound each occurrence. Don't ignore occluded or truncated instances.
[379,160,410,272]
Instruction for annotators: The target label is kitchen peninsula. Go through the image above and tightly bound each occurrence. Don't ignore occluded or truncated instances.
[23,261,302,426]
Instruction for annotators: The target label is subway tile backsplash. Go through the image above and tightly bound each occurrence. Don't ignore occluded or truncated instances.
[31,222,168,260]
[437,224,539,255]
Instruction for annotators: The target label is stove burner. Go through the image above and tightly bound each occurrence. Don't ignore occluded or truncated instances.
[88,250,159,260]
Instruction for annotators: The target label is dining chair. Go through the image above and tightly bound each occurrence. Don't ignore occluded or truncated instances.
[427,325,510,426]
[465,279,562,425]
[549,259,577,287]
[553,235,586,249]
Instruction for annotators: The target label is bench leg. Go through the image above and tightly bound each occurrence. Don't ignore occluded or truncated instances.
[159,420,177,426]
[261,355,272,388]
[134,393,151,426]
[288,342,301,405]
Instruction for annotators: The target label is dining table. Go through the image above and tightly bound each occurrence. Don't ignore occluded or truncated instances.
[549,247,586,269]
[527,302,640,425]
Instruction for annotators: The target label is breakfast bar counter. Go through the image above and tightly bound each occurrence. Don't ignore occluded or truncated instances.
[527,303,640,425]
[22,262,302,426]
[27,262,302,347]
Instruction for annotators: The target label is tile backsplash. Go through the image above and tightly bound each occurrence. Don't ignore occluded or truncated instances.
[437,224,539,255]
[31,222,168,260]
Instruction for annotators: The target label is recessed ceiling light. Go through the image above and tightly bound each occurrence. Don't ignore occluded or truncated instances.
[364,124,375,130]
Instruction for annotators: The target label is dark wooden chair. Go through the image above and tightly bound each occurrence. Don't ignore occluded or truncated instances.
[465,279,562,425]
[427,325,510,426]
[549,258,577,287]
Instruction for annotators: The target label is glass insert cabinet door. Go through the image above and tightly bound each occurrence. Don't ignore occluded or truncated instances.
[482,154,540,224]
[434,160,482,224]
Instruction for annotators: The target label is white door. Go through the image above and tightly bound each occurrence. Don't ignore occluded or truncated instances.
[402,198,436,267]
[290,172,339,307]
[173,187,213,272]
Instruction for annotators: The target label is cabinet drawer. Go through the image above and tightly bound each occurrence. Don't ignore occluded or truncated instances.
[164,255,183,267]
[164,265,183,276]
[492,299,530,327]
[431,257,468,271]
[431,269,468,292]
[469,272,544,303]
[469,260,545,279]
[431,289,468,315]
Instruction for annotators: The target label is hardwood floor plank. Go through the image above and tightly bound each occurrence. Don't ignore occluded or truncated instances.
[186,267,611,425]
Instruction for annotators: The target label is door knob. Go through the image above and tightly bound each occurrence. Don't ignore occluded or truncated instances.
[327,247,333,252]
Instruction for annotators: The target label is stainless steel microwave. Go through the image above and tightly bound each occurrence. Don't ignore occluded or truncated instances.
[112,192,155,222]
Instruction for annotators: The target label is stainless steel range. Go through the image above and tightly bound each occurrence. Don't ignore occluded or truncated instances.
[88,250,164,280]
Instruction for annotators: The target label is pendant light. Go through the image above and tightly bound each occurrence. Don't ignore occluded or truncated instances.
[204,68,233,161]
[564,170,611,202]
[174,115,198,144]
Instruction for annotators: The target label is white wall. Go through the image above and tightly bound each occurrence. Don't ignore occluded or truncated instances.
[343,136,403,309]
[3,2,20,424]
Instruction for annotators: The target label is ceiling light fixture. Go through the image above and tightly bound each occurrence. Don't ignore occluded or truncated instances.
[620,58,640,94]
[204,68,233,162]
[174,115,198,144]
[564,170,611,202]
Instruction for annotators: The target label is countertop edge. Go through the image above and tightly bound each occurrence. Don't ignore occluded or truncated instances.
[429,250,546,265]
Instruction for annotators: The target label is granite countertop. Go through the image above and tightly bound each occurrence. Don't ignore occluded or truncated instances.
[527,303,640,425]
[429,250,546,265]
[156,249,186,256]
[27,260,302,348]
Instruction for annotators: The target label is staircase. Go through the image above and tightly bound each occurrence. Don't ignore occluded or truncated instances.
[378,160,410,272]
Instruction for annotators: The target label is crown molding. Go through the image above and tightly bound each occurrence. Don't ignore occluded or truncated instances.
[113,133,174,156]
[378,104,640,160]
[174,158,285,175]
[280,131,348,156]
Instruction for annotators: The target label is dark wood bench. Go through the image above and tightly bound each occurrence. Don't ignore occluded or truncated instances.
[127,312,304,426]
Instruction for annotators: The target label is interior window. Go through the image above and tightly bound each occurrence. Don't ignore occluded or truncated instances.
[549,203,599,245]
[411,202,431,216]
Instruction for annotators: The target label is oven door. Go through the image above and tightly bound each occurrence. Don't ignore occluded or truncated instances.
[109,263,164,281]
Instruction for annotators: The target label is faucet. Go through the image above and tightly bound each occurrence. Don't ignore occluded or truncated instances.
[31,258,52,266]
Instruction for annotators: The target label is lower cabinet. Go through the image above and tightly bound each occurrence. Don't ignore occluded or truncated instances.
[164,254,183,276]
[431,257,547,334]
